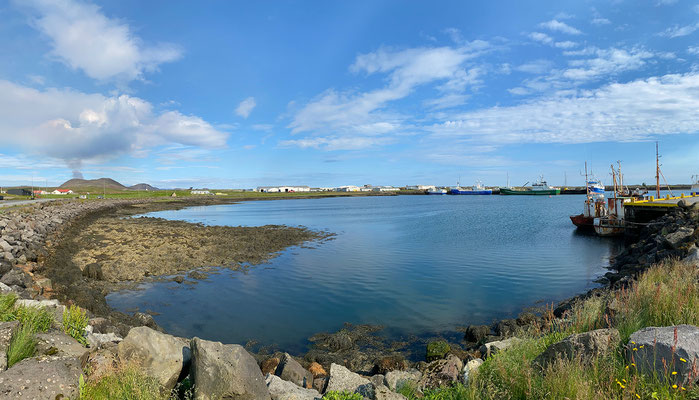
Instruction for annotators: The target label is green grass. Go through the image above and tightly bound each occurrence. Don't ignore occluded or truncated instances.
[14,305,53,332]
[6,321,37,367]
[62,304,89,346]
[0,292,17,320]
[79,363,168,400]
[322,391,363,400]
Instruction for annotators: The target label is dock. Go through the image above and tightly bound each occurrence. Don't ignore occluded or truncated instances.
[624,194,699,223]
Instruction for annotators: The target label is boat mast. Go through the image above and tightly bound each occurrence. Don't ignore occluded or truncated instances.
[656,142,660,198]
[585,162,590,216]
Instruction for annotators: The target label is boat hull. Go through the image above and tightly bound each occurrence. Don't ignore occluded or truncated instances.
[570,214,594,228]
[427,190,447,195]
[450,189,492,195]
[593,218,624,237]
[500,188,560,195]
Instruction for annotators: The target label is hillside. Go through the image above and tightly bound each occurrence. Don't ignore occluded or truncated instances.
[128,183,160,191]
[59,178,127,191]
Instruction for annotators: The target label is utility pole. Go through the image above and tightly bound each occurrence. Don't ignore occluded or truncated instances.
[656,142,660,198]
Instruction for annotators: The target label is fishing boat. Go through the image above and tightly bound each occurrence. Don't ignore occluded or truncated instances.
[500,177,560,195]
[427,188,447,195]
[570,164,608,229]
[691,175,699,196]
[450,181,492,195]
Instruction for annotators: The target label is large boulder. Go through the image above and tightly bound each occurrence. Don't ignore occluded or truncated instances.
[664,227,694,249]
[374,384,408,400]
[0,268,30,288]
[683,245,699,267]
[464,325,490,343]
[426,340,450,361]
[325,363,373,397]
[534,328,619,369]
[35,331,89,359]
[276,352,313,388]
[190,337,271,400]
[265,374,322,400]
[479,337,522,359]
[0,321,19,371]
[374,355,409,375]
[384,369,421,391]
[117,326,190,391]
[627,325,699,385]
[462,359,483,382]
[418,354,463,389]
[0,356,81,398]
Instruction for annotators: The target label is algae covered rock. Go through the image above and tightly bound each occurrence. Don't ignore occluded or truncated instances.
[426,340,450,362]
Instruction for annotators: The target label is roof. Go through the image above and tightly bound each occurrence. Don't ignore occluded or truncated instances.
[257,185,310,189]
[56,189,72,192]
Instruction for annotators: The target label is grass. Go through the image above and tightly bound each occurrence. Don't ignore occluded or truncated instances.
[0,293,54,367]
[6,323,37,367]
[62,304,89,346]
[79,363,168,400]
[322,391,364,400]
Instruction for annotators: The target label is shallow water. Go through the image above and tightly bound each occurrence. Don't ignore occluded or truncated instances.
[107,194,623,353]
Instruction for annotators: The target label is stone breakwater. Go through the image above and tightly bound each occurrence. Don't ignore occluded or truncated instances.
[0,199,697,399]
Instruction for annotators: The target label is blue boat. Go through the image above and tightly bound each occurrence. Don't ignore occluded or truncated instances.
[450,181,492,195]
[587,180,604,195]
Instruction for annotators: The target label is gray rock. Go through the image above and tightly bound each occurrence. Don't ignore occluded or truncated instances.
[118,326,190,391]
[627,325,699,385]
[418,354,463,390]
[0,268,30,288]
[462,358,483,382]
[266,374,322,400]
[133,312,161,331]
[0,240,11,253]
[0,321,19,371]
[87,331,122,348]
[276,352,313,388]
[683,245,699,267]
[35,331,89,359]
[0,356,81,399]
[464,325,490,343]
[190,337,271,400]
[370,374,385,387]
[82,347,118,382]
[479,337,522,359]
[664,227,694,249]
[325,363,372,395]
[374,384,408,400]
[534,328,619,369]
[0,282,11,293]
[384,369,421,392]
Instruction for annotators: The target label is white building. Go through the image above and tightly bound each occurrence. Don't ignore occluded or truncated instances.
[406,185,436,191]
[336,185,360,192]
[372,186,400,192]
[51,189,73,195]
[256,186,311,193]
[191,190,211,195]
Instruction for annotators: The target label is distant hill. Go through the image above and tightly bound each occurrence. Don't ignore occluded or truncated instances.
[128,183,160,191]
[59,178,127,191]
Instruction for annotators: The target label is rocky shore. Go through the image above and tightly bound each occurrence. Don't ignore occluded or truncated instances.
[0,198,697,398]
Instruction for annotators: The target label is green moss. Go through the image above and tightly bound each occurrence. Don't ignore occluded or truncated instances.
[426,340,451,361]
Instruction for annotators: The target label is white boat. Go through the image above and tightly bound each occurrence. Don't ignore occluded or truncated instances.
[427,188,447,195]
[691,175,699,196]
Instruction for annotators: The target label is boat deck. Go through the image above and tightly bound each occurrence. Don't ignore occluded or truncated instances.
[625,194,699,223]
[626,194,699,208]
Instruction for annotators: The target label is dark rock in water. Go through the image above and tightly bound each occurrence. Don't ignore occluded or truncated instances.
[0,268,31,288]
[173,275,185,284]
[0,356,82,398]
[516,312,539,326]
[534,328,619,369]
[133,312,162,332]
[187,270,209,280]
[190,337,271,400]
[261,357,280,375]
[373,354,409,375]
[82,263,103,280]
[426,340,450,362]
[418,354,463,389]
[276,352,313,388]
[464,325,490,343]
[494,318,518,337]
[627,325,699,386]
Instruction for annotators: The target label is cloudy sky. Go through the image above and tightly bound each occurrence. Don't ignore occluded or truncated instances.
[1,0,699,188]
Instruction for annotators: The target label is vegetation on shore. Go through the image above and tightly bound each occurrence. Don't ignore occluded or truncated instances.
[0,293,54,367]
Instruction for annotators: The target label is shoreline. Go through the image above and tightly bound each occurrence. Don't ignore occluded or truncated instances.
[0,194,697,396]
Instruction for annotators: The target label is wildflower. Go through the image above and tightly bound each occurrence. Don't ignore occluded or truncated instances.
[639,345,644,349]
[623,379,627,383]
[679,357,687,363]
[636,395,640,399]
[671,371,677,375]
[631,363,636,367]
[633,347,638,351]
[625,365,629,370]
[672,384,678,389]
[631,341,636,345]
[681,387,686,391]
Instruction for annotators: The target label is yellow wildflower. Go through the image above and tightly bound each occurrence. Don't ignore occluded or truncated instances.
[631,363,636,367]
[633,347,638,351]
[639,345,644,348]
[679,357,687,362]
[672,384,678,389]
[672,371,677,375]
[623,379,627,383]
[636,394,640,399]
[631,341,636,344]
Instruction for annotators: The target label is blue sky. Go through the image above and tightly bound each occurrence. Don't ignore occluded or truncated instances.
[1,0,698,189]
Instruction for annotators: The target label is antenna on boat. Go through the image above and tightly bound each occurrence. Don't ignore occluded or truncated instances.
[656,142,660,198]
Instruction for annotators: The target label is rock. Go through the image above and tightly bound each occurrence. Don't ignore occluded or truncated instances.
[117,326,191,391]
[516,312,539,326]
[308,361,326,377]
[173,276,185,284]
[190,337,271,400]
[462,358,483,382]
[312,376,328,393]
[534,329,619,369]
[0,268,30,288]
[464,325,490,343]
[664,227,694,249]
[683,245,699,267]
[0,282,11,293]
[494,319,518,337]
[374,384,408,400]
[87,331,122,348]
[0,260,11,277]
[627,325,699,385]
[266,373,322,400]
[0,356,81,399]
[374,354,409,375]
[370,374,385,387]
[418,354,463,389]
[133,312,161,331]
[479,337,522,359]
[277,352,313,388]
[384,369,421,391]
[325,330,353,352]
[82,263,104,280]
[188,270,209,280]
[35,331,89,359]
[0,321,19,371]
[0,240,11,253]
[325,363,372,395]
[261,357,280,375]
[426,340,450,361]
[82,348,118,382]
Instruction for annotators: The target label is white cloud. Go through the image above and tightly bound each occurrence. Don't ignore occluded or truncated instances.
[591,17,611,26]
[17,0,181,82]
[515,60,553,74]
[528,32,553,45]
[279,136,395,151]
[430,72,699,145]
[659,22,699,38]
[555,41,578,49]
[235,97,256,118]
[688,46,699,55]
[539,19,583,35]
[656,0,678,5]
[563,48,654,81]
[0,80,228,167]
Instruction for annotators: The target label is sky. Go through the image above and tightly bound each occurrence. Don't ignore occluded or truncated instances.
[1,0,699,189]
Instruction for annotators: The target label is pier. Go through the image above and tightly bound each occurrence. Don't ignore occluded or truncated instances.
[624,194,699,223]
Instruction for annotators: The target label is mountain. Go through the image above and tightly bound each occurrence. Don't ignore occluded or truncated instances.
[128,183,160,191]
[59,178,127,191]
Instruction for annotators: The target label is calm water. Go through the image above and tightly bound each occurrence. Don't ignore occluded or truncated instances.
[107,195,622,352]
